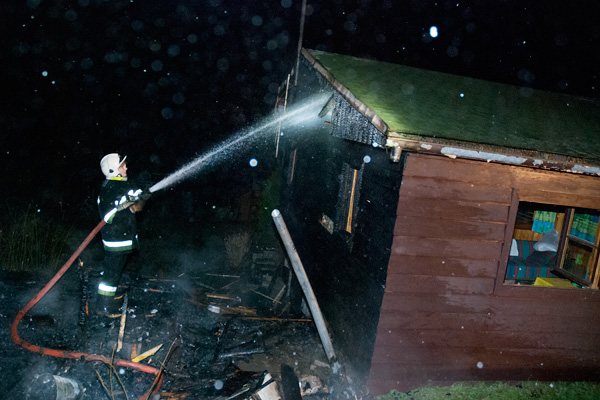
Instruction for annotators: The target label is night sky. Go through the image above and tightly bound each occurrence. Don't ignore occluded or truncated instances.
[1,0,599,210]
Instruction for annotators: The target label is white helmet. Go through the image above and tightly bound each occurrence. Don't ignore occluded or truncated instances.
[100,153,127,178]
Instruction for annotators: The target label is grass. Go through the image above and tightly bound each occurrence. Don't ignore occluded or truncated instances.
[0,205,74,272]
[379,381,600,400]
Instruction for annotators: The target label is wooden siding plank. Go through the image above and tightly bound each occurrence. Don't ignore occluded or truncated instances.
[512,167,600,200]
[517,189,600,210]
[368,357,600,393]
[373,329,600,351]
[384,274,495,295]
[391,236,502,260]
[394,215,506,241]
[376,311,487,332]
[403,154,512,184]
[400,175,512,204]
[388,254,498,278]
[377,311,600,335]
[396,197,509,223]
[379,292,600,317]
[370,346,600,370]
[495,283,600,300]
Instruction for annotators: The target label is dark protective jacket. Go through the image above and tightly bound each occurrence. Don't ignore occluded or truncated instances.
[97,178,143,253]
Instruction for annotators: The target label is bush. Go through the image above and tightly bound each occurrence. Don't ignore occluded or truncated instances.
[0,206,74,272]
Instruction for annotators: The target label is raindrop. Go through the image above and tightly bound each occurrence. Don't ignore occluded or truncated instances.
[131,20,144,31]
[64,9,78,22]
[447,46,459,58]
[217,58,229,71]
[429,26,438,38]
[262,60,272,71]
[149,41,161,52]
[266,40,278,51]
[41,70,48,77]
[214,380,224,390]
[344,20,356,33]
[214,25,226,36]
[172,92,185,105]
[27,0,41,9]
[249,158,258,167]
[555,34,568,47]
[104,51,127,63]
[167,44,180,57]
[477,361,484,369]
[363,155,371,163]
[161,107,174,119]
[80,58,93,70]
[151,60,163,72]
[251,15,263,27]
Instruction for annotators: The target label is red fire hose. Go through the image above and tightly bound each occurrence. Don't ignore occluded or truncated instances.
[10,219,163,399]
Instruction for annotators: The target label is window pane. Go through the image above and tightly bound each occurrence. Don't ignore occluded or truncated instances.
[563,240,595,282]
[571,213,599,243]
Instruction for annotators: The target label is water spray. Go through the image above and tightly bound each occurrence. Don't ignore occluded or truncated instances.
[148,93,331,193]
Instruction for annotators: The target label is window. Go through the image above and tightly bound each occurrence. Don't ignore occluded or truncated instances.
[337,164,361,234]
[504,201,600,289]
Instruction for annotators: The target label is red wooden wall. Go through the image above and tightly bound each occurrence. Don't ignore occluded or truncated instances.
[368,153,600,394]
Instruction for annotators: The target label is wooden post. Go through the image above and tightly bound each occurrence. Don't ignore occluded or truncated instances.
[294,0,307,86]
[271,209,341,374]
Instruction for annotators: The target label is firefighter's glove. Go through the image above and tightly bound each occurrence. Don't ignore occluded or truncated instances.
[130,200,145,213]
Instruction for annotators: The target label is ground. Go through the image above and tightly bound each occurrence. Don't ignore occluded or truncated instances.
[0,219,370,400]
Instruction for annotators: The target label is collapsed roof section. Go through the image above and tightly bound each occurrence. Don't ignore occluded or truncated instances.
[302,48,600,175]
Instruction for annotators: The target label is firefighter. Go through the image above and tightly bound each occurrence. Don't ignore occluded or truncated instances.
[96,153,147,319]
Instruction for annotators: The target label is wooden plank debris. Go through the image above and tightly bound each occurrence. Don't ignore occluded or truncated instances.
[206,293,237,301]
[251,289,281,304]
[117,293,128,352]
[132,343,163,363]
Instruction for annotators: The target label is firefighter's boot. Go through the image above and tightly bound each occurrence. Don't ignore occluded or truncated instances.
[95,294,123,321]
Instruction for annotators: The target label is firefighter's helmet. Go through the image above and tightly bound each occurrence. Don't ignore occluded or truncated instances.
[100,153,127,179]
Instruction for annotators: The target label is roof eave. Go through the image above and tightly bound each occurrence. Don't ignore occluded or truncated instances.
[386,132,600,176]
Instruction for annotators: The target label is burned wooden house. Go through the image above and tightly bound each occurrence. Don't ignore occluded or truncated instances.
[275,49,600,394]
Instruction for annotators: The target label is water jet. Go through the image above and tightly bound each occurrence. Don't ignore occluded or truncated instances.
[149,93,331,193]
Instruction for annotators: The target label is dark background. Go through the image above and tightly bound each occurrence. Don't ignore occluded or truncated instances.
[1,0,599,213]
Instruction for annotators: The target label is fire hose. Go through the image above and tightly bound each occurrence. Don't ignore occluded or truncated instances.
[10,203,163,399]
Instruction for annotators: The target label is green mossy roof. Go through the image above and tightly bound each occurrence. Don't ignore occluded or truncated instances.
[308,49,600,163]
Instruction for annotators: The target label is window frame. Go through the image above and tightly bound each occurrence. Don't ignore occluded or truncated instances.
[498,190,600,290]
[553,207,600,288]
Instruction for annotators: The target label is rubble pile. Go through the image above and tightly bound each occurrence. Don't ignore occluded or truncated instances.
[0,248,356,399]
